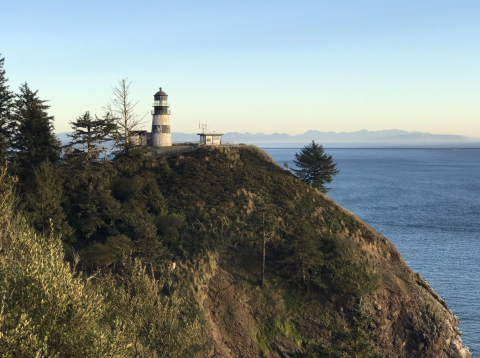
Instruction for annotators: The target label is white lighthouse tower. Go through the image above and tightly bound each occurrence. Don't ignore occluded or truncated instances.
[151,88,172,147]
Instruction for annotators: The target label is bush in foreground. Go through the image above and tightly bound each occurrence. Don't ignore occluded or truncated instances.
[0,166,208,357]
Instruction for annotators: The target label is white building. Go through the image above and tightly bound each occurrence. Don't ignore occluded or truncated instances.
[151,88,172,147]
[197,133,224,146]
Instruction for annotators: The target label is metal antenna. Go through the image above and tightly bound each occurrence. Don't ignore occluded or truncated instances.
[198,120,208,134]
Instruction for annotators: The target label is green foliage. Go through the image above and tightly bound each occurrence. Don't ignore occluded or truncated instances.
[81,234,135,270]
[251,193,283,287]
[3,143,386,356]
[97,260,210,358]
[0,171,210,357]
[288,304,383,358]
[0,54,14,164]
[324,261,380,297]
[0,187,119,357]
[321,237,380,296]
[63,159,121,242]
[10,83,60,179]
[282,222,326,289]
[335,304,383,358]
[292,141,339,193]
[143,179,168,215]
[253,317,305,352]
[67,111,117,160]
[24,160,74,241]
[0,164,17,225]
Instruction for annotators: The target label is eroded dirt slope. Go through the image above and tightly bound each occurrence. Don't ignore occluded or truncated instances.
[202,210,470,358]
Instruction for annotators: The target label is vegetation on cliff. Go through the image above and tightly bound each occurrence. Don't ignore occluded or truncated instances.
[0,144,383,356]
[0,55,470,356]
[292,140,339,194]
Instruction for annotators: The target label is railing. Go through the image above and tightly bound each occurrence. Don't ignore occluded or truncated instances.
[151,110,171,115]
[153,101,169,107]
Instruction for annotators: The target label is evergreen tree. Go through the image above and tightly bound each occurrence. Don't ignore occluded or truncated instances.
[67,111,117,160]
[282,198,326,289]
[68,111,99,159]
[10,83,60,179]
[142,179,168,215]
[0,54,14,164]
[62,156,121,242]
[25,161,74,241]
[64,112,118,243]
[292,141,339,193]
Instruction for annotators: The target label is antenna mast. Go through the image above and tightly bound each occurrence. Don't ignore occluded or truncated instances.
[199,120,208,134]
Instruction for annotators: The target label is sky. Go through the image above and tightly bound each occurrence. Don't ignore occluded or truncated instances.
[1,0,480,137]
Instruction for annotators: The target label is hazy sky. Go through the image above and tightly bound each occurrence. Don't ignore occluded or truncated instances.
[2,0,480,137]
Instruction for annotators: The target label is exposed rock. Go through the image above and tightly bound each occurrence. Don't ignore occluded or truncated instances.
[168,147,471,358]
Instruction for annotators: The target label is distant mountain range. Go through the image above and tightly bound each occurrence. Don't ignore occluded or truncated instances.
[170,130,479,145]
[56,130,480,147]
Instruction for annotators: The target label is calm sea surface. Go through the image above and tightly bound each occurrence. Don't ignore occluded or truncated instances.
[263,147,480,355]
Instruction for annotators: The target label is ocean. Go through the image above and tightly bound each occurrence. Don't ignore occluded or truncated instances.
[263,146,480,355]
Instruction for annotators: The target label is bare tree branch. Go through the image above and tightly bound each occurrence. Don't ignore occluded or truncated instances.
[104,78,148,153]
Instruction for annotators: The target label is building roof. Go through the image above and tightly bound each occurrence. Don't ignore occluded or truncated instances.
[197,133,224,136]
[155,87,167,96]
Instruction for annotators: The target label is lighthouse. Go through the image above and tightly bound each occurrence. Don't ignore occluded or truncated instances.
[151,87,172,147]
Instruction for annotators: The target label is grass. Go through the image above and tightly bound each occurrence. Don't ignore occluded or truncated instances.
[252,316,306,352]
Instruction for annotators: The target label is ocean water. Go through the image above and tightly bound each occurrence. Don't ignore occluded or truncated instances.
[264,147,480,355]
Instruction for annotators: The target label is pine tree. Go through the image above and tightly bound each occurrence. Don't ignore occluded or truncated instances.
[68,111,98,159]
[10,83,60,179]
[282,198,325,289]
[65,111,118,219]
[292,141,339,193]
[25,161,74,241]
[142,180,168,215]
[0,54,15,164]
[67,111,117,160]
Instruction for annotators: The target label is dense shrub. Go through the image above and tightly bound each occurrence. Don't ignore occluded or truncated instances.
[0,167,210,357]
[0,146,383,356]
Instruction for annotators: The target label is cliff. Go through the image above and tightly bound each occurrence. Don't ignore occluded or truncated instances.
[153,146,470,357]
[0,146,471,357]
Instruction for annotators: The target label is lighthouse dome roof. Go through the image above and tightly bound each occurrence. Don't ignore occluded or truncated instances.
[155,87,167,96]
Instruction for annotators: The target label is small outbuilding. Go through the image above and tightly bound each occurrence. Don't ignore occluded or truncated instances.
[198,133,224,146]
[130,130,149,147]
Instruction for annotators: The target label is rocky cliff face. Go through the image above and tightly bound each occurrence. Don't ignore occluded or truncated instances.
[162,147,472,358]
[152,146,471,358]
[352,223,471,358]
[202,219,471,357]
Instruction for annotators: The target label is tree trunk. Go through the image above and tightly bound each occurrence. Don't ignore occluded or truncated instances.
[123,79,129,151]
[151,262,155,283]
[87,124,91,156]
